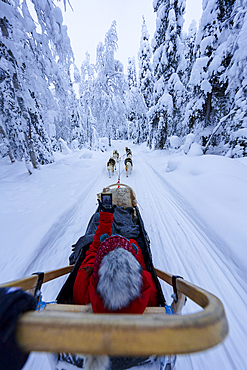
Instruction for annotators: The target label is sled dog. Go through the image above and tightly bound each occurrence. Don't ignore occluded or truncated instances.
[125,147,132,158]
[107,157,115,178]
[124,157,133,177]
[112,149,119,164]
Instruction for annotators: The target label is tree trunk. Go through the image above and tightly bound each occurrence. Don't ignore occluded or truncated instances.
[24,132,39,170]
[0,125,15,163]
[205,92,212,126]
[0,18,9,38]
[30,148,39,169]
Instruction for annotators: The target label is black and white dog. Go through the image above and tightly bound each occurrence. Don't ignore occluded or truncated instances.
[125,147,132,158]
[124,157,133,177]
[107,157,116,178]
[112,149,119,165]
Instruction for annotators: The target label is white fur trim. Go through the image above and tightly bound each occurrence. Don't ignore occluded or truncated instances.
[97,248,142,311]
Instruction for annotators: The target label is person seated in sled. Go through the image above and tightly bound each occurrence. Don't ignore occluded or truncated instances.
[73,206,158,313]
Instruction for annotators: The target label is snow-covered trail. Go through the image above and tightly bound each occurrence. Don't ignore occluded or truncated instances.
[18,141,246,370]
[20,149,119,301]
[124,147,247,370]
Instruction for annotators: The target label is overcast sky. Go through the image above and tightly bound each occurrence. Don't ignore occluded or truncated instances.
[60,0,202,72]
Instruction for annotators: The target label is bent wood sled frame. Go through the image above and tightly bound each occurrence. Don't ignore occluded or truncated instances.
[0,265,228,356]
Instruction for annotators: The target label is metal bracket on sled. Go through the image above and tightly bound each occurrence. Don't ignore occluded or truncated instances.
[172,275,183,303]
[32,272,44,301]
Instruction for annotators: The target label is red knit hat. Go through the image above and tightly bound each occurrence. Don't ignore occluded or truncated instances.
[93,235,138,285]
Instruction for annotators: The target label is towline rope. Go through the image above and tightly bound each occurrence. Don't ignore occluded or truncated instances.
[117,153,126,186]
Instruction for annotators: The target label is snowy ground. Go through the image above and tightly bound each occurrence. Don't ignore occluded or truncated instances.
[0,140,247,370]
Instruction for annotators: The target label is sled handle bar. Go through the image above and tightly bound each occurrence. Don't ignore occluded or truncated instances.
[0,265,73,292]
[1,264,228,356]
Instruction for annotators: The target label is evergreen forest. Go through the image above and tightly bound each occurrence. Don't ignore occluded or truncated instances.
[1,0,247,174]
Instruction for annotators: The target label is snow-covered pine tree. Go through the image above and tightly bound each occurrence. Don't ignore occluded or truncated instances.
[30,0,76,146]
[126,57,137,130]
[92,21,127,145]
[127,57,137,90]
[25,91,54,166]
[126,56,147,143]
[0,0,76,172]
[78,52,95,147]
[183,20,197,87]
[184,0,242,155]
[149,0,186,149]
[0,32,22,163]
[125,87,147,143]
[177,20,197,138]
[138,16,155,109]
[221,0,247,157]
[69,87,83,149]
[0,2,43,171]
[0,66,27,165]
[148,1,171,149]
[21,0,59,157]
[92,43,107,137]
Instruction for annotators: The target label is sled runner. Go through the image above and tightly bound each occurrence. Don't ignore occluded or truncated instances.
[0,184,228,369]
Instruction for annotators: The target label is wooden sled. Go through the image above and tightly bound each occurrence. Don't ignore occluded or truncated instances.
[0,265,228,356]
[0,183,228,356]
[97,183,137,209]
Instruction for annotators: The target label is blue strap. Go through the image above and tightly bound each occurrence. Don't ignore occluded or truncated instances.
[35,293,56,311]
[35,294,46,311]
[165,304,175,315]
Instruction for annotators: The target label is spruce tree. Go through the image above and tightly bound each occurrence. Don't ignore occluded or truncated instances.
[138,16,154,109]
[92,21,127,145]
[0,0,76,171]
[126,56,147,143]
[127,57,138,89]
[221,0,247,156]
[184,0,237,153]
[0,9,40,171]
[149,0,186,149]
[79,52,95,147]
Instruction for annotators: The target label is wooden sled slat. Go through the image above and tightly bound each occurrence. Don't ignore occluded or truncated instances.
[155,269,209,307]
[0,265,74,291]
[44,304,167,315]
[14,268,228,356]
